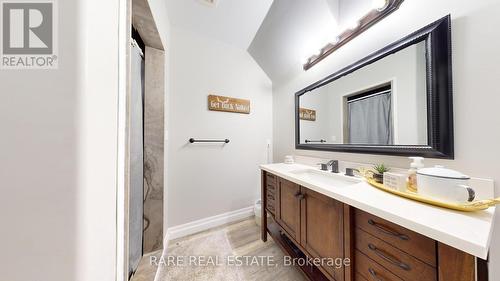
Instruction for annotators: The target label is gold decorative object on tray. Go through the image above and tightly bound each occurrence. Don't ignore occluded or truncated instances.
[365,177,500,212]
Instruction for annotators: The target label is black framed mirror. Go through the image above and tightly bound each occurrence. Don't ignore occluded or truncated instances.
[295,15,453,159]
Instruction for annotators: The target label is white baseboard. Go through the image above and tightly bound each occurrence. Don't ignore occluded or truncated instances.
[166,206,254,241]
[162,229,171,252]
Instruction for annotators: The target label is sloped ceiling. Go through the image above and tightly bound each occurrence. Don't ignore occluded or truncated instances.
[248,0,373,83]
[165,0,274,49]
[165,0,374,84]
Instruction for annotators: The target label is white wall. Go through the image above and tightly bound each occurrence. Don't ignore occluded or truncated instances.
[338,0,372,28]
[273,0,500,278]
[148,0,171,49]
[300,86,333,143]
[166,27,273,228]
[77,1,122,280]
[0,0,121,280]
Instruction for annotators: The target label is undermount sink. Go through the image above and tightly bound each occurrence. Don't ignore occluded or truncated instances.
[289,168,362,188]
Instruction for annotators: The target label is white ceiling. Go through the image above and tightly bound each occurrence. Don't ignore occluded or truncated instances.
[248,0,373,83]
[165,0,274,49]
[248,0,338,83]
[165,0,374,84]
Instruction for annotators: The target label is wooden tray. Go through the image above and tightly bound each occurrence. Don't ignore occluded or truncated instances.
[365,178,499,212]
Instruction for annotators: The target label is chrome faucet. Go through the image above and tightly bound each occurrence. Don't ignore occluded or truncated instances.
[319,160,339,173]
[345,168,360,177]
[327,160,339,173]
[319,163,329,171]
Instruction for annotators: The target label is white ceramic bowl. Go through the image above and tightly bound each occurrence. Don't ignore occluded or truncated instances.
[417,166,475,203]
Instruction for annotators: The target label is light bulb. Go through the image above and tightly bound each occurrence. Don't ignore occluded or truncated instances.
[349,21,360,30]
[372,0,388,10]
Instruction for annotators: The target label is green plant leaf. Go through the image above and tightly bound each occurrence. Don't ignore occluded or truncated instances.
[373,163,390,174]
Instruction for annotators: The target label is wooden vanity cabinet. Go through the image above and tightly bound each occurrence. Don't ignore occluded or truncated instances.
[265,173,277,216]
[261,171,484,281]
[276,177,301,242]
[263,172,346,281]
[354,209,437,281]
[300,187,346,280]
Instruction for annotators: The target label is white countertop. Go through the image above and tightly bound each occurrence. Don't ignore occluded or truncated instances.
[260,163,496,259]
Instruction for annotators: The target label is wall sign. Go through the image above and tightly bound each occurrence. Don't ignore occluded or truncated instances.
[208,95,250,114]
[299,108,316,121]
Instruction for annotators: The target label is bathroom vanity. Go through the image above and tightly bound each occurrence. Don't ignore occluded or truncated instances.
[260,163,494,281]
[262,14,496,281]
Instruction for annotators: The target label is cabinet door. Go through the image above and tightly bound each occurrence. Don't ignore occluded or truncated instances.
[301,188,345,281]
[276,177,301,242]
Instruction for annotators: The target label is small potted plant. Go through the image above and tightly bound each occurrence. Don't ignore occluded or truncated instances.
[372,164,390,184]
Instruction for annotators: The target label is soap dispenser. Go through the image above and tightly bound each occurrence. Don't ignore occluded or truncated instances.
[407,157,424,192]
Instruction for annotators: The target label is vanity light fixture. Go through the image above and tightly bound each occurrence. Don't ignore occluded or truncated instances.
[372,0,390,10]
[303,0,404,71]
[348,20,361,30]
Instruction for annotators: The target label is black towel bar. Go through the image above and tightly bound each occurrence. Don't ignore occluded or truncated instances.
[189,138,230,144]
[305,139,326,143]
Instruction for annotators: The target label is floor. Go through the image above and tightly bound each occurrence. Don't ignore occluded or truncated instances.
[131,218,306,281]
[130,250,162,281]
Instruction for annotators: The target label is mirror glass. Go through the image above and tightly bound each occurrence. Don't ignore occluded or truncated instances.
[299,40,428,146]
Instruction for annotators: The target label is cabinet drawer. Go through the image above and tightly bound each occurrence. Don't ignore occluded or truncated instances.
[266,191,276,214]
[266,183,276,194]
[266,202,275,215]
[355,272,368,281]
[355,209,436,266]
[266,185,276,214]
[266,173,277,185]
[266,191,276,201]
[355,250,403,281]
[355,229,436,281]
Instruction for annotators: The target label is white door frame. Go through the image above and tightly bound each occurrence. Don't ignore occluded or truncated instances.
[116,0,165,280]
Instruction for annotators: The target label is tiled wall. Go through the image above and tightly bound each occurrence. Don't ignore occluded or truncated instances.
[143,46,165,253]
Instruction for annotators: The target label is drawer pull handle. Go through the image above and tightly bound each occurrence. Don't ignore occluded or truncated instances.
[368,268,384,281]
[368,243,411,271]
[294,192,305,200]
[368,219,410,241]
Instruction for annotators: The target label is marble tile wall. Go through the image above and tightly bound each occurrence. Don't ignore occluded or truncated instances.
[143,46,165,253]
